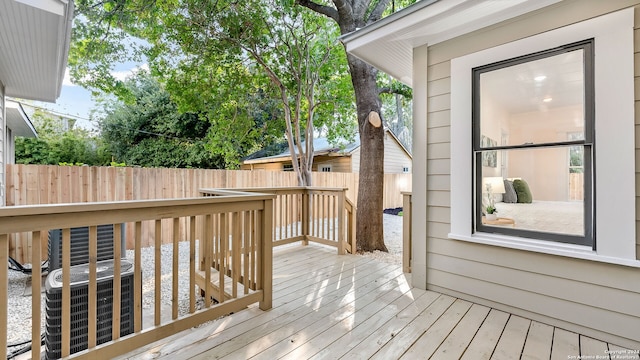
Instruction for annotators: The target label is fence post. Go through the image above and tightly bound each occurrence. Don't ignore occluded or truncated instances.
[259,198,273,310]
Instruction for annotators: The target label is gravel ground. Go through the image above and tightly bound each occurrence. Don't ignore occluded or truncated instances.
[6,213,403,351]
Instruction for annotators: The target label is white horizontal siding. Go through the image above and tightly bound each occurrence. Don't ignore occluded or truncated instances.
[383,134,411,174]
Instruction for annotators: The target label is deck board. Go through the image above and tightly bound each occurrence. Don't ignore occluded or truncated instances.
[551,328,580,360]
[491,315,531,360]
[521,321,554,360]
[119,244,636,360]
[460,309,510,360]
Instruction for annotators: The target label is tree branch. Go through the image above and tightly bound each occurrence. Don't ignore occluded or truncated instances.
[367,0,392,24]
[296,0,340,22]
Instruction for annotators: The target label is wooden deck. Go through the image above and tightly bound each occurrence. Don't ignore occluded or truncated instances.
[120,244,638,360]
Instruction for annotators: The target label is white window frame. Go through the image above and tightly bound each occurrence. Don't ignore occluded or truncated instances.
[449,8,638,266]
[320,165,332,172]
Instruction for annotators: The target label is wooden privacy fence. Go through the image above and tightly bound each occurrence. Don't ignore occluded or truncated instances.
[201,187,356,255]
[0,192,273,359]
[5,165,411,264]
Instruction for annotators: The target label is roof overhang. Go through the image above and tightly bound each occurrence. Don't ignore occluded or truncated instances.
[341,0,563,86]
[6,100,37,138]
[0,0,74,102]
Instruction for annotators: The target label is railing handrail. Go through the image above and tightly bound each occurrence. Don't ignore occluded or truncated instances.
[200,186,350,194]
[0,195,275,235]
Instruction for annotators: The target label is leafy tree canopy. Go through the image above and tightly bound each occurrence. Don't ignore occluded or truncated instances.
[70,0,358,178]
[99,72,228,168]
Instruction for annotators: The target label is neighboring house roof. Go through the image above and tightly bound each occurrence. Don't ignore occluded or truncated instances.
[6,100,37,138]
[243,129,412,165]
[0,0,74,102]
[340,0,562,86]
[243,137,360,165]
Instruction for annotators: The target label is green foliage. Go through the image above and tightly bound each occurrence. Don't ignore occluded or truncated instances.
[14,110,111,166]
[99,73,226,168]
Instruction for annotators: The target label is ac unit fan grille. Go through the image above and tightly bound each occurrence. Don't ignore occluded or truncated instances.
[48,224,126,271]
[45,260,135,360]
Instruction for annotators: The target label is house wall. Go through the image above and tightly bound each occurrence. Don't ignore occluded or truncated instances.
[240,162,284,171]
[351,148,361,172]
[0,82,5,206]
[416,0,640,348]
[351,133,412,173]
[312,156,352,172]
[383,132,412,173]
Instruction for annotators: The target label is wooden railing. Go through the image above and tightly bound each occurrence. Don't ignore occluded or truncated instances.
[0,193,273,359]
[402,192,412,273]
[200,187,356,255]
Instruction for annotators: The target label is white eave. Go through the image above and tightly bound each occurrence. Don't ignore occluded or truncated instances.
[341,0,563,86]
[0,0,74,102]
[6,100,37,138]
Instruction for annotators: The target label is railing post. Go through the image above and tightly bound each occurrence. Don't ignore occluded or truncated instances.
[259,198,273,310]
[402,192,412,273]
[302,189,309,245]
[349,205,356,254]
[0,234,8,359]
[337,190,345,255]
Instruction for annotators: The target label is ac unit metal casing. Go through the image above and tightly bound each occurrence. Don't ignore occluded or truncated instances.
[48,224,126,271]
[44,259,135,360]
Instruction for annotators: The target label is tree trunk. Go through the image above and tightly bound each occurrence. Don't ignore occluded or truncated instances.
[347,54,387,252]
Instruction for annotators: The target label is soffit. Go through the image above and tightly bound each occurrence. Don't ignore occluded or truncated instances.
[341,0,563,86]
[0,0,74,102]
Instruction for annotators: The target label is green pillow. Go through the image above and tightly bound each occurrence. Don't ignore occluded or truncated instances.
[512,179,533,203]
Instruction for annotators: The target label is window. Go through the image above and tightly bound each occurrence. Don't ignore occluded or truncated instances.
[473,40,594,247]
[283,164,294,172]
[403,166,410,173]
[450,9,636,264]
[320,165,332,172]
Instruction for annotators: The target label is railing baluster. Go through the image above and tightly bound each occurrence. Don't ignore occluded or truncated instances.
[154,220,162,326]
[232,212,240,299]
[219,213,227,303]
[61,228,71,357]
[31,231,43,357]
[172,218,179,320]
[338,192,346,255]
[113,223,122,340]
[244,211,248,289]
[189,216,196,314]
[250,210,256,291]
[134,221,142,332]
[204,214,212,308]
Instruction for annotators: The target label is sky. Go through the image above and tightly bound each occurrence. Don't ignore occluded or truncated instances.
[29,63,148,130]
